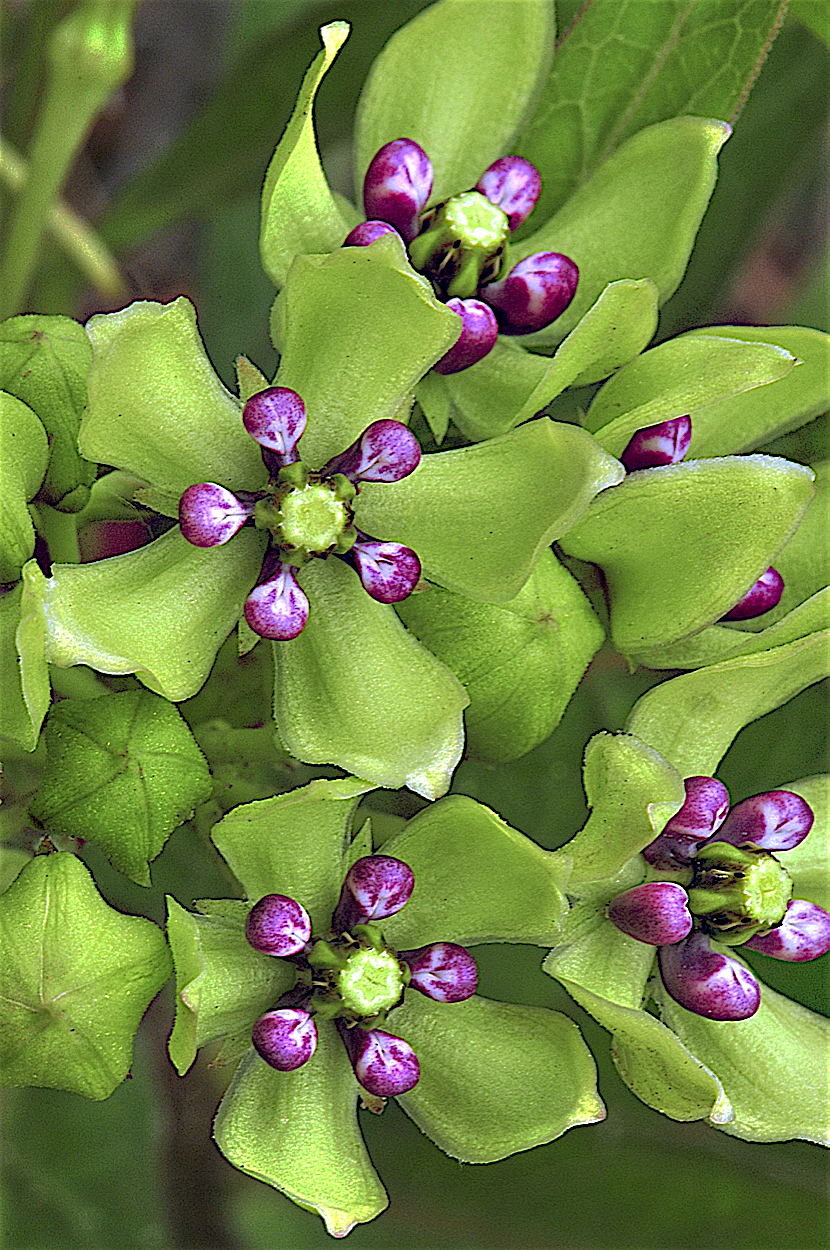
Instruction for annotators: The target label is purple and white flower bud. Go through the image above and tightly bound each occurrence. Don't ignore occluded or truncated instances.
[712,790,814,853]
[401,942,478,1002]
[475,155,541,232]
[720,567,784,621]
[745,899,830,961]
[607,882,693,946]
[244,563,309,640]
[342,1025,420,1096]
[242,387,307,463]
[350,540,421,604]
[433,298,499,374]
[482,251,579,335]
[322,419,421,483]
[252,1007,317,1071]
[332,855,414,932]
[363,138,433,243]
[245,893,312,957]
[658,930,761,1020]
[179,483,250,547]
[642,776,731,869]
[621,416,692,472]
[343,219,404,248]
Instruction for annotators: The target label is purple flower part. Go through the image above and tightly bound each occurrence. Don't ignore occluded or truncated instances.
[245,893,312,957]
[642,776,731,869]
[322,419,421,484]
[341,1025,420,1097]
[363,138,434,244]
[474,155,542,232]
[745,899,830,962]
[720,567,784,621]
[242,387,307,462]
[252,1008,318,1071]
[642,833,706,871]
[332,855,414,932]
[350,540,421,604]
[343,220,404,248]
[482,251,579,335]
[711,790,814,853]
[243,564,309,640]
[607,882,693,946]
[658,931,760,1021]
[621,415,693,472]
[401,942,478,1002]
[178,483,250,547]
[433,298,499,374]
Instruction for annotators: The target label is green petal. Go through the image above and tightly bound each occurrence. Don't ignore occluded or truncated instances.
[394,992,604,1163]
[381,794,569,949]
[545,901,656,1006]
[357,418,623,603]
[440,339,550,443]
[273,558,467,799]
[37,526,266,701]
[778,776,829,909]
[559,456,815,653]
[0,391,49,581]
[0,573,50,750]
[81,299,264,498]
[213,1039,387,1237]
[259,22,350,288]
[355,0,555,202]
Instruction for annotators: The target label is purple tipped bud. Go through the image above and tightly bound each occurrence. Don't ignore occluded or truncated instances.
[621,416,692,472]
[252,1007,317,1071]
[482,251,578,335]
[658,931,760,1021]
[242,387,307,462]
[433,298,499,374]
[712,790,814,853]
[401,942,478,1002]
[643,776,731,870]
[343,219,404,248]
[333,855,414,932]
[342,1026,420,1096]
[745,899,830,961]
[244,564,309,640]
[350,540,421,604]
[363,138,433,243]
[475,155,541,232]
[322,419,420,484]
[179,483,250,547]
[720,567,784,621]
[607,882,693,946]
[245,893,312,957]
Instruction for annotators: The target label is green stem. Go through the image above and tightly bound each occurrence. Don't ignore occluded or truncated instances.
[32,503,82,565]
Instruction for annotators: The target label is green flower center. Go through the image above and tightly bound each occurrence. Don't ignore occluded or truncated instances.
[305,925,408,1023]
[408,190,509,299]
[687,842,793,944]
[254,469,356,561]
[336,946,406,1017]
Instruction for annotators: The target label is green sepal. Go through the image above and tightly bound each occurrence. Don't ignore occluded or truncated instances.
[0,574,50,750]
[440,339,549,443]
[0,391,49,581]
[29,691,213,885]
[0,853,171,1099]
[259,22,350,288]
[780,776,829,909]
[414,370,452,443]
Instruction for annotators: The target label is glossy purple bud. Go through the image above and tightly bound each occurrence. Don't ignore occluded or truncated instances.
[245,893,312,957]
[720,567,784,621]
[333,855,414,932]
[607,883,693,946]
[433,298,499,374]
[642,776,731,869]
[621,416,692,472]
[242,387,307,462]
[243,564,309,640]
[658,931,760,1021]
[401,942,478,1002]
[745,899,830,961]
[178,483,250,547]
[343,220,404,248]
[363,138,433,243]
[482,251,579,335]
[342,1026,420,1097]
[712,790,814,853]
[322,419,421,484]
[252,1007,317,1071]
[351,540,421,604]
[475,155,541,232]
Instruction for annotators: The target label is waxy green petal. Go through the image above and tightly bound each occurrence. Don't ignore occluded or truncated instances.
[0,391,48,581]
[0,572,49,750]
[440,339,550,443]
[750,459,829,630]
[778,776,829,910]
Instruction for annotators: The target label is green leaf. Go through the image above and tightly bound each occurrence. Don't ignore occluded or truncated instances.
[29,691,213,885]
[559,456,815,653]
[214,1040,388,1238]
[272,558,468,799]
[0,853,170,1099]
[394,992,604,1163]
[357,418,624,603]
[0,315,95,511]
[259,22,350,288]
[396,549,604,762]
[0,391,48,582]
[355,0,555,202]
[0,576,50,751]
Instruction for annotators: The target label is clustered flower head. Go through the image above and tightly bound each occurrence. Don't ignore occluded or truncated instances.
[345,138,579,373]
[607,780,830,1020]
[179,387,422,640]
[244,854,477,1096]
